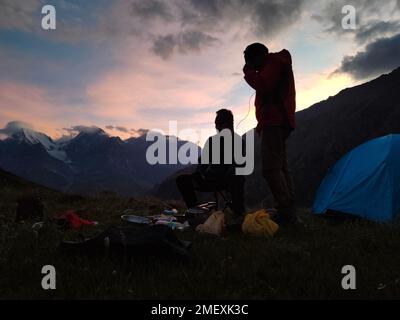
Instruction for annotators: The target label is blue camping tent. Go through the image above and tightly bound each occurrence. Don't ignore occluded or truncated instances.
[313,134,400,222]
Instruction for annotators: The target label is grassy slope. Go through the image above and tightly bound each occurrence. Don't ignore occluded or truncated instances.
[1,172,400,299]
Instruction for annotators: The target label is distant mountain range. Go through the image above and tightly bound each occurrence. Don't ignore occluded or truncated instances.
[155,66,400,207]
[0,127,199,196]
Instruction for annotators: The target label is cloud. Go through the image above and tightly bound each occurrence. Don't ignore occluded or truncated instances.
[151,34,175,60]
[0,0,41,31]
[0,121,34,137]
[152,30,220,59]
[334,33,400,79]
[0,0,171,46]
[0,0,109,44]
[102,125,150,139]
[250,0,305,37]
[131,0,173,21]
[311,0,400,81]
[130,128,149,137]
[85,40,239,128]
[62,125,105,135]
[3,0,394,59]
[130,0,306,58]
[0,81,73,136]
[312,0,399,42]
[105,125,140,134]
[3,0,399,144]
[0,0,314,60]
[182,0,305,36]
[136,106,204,121]
[0,121,151,141]
[355,20,400,44]
[115,126,129,133]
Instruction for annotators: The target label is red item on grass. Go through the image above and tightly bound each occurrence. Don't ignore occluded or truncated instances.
[58,210,97,229]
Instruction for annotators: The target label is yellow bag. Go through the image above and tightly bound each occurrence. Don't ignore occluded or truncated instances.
[196,211,225,236]
[242,209,279,238]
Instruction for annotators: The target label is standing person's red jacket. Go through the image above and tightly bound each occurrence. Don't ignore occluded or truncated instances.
[243,49,296,133]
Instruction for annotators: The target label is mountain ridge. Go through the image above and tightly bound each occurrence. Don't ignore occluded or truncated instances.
[0,126,200,196]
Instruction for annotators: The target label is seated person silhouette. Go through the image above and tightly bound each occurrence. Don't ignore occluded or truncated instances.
[176,109,246,228]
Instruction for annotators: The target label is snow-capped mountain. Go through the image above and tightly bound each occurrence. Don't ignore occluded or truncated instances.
[0,124,199,196]
[10,127,69,163]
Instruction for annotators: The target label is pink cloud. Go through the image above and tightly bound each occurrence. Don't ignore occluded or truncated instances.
[0,81,90,138]
[2,0,360,145]
[81,23,277,138]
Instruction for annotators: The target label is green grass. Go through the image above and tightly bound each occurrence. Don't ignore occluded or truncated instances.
[1,187,400,300]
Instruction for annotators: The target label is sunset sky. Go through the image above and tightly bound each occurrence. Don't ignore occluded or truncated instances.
[1,0,399,144]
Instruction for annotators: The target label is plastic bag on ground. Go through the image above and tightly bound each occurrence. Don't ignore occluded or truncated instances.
[242,209,279,238]
[196,211,225,236]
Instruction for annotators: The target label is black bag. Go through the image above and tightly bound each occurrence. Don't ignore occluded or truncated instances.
[60,225,191,258]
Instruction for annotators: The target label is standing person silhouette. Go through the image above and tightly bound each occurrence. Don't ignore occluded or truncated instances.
[243,43,298,225]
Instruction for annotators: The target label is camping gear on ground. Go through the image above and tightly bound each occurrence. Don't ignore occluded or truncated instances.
[242,209,279,238]
[196,211,225,236]
[154,219,190,231]
[313,134,400,223]
[60,225,191,257]
[199,201,218,211]
[163,208,178,215]
[162,208,186,222]
[172,221,190,231]
[186,201,217,227]
[15,195,43,222]
[152,215,177,223]
[121,215,152,225]
[121,214,190,231]
[187,206,211,214]
[186,205,213,228]
[57,210,98,230]
[171,213,187,223]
